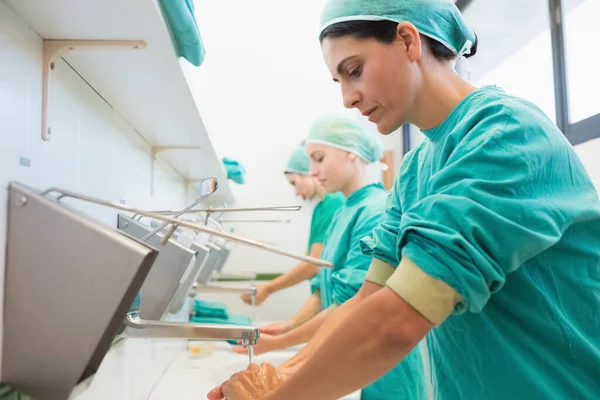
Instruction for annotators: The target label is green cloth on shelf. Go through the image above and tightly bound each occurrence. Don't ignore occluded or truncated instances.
[158,0,205,66]
[222,157,246,184]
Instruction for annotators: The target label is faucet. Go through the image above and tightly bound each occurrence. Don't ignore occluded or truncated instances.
[122,312,260,345]
[196,283,257,296]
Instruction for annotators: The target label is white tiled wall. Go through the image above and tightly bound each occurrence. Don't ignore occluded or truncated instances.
[0,1,189,397]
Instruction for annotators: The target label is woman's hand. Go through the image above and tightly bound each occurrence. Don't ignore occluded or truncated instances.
[259,321,292,336]
[241,284,271,306]
[207,362,282,400]
[232,333,282,356]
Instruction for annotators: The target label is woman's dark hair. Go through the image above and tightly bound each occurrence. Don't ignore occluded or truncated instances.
[319,20,478,61]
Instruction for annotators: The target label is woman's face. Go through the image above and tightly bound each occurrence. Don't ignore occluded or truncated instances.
[321,24,422,135]
[286,173,316,200]
[306,142,355,193]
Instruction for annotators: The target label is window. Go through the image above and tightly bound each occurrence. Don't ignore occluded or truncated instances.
[564,0,600,123]
[400,0,600,154]
[463,0,556,122]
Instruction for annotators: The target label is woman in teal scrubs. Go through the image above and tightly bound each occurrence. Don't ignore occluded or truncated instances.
[241,146,344,335]
[210,1,600,399]
[235,114,427,399]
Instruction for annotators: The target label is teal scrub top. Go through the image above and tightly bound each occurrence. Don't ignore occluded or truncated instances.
[319,183,428,400]
[319,183,388,310]
[308,193,345,294]
[307,192,346,253]
[361,86,600,399]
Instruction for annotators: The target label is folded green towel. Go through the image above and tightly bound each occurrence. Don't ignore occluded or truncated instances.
[192,307,228,319]
[193,299,229,319]
[159,0,205,66]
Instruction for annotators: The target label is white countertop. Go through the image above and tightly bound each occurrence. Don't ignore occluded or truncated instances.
[80,340,361,399]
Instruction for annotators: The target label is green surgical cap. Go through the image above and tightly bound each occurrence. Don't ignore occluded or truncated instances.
[306,115,383,164]
[320,0,476,57]
[285,146,311,175]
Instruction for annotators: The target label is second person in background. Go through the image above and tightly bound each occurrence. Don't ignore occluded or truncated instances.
[234,114,428,400]
[241,146,345,336]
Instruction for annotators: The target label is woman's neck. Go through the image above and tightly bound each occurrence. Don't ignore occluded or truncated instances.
[409,61,478,131]
[341,164,371,199]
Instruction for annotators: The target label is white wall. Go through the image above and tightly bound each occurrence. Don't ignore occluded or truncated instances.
[182,0,402,320]
[0,1,190,397]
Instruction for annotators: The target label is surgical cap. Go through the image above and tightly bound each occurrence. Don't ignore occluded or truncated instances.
[320,0,476,57]
[306,115,383,164]
[284,146,311,175]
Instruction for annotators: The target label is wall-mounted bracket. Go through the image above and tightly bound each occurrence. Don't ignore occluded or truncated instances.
[150,146,202,194]
[42,40,147,141]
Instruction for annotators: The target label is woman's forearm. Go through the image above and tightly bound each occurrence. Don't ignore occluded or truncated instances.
[286,293,322,329]
[269,288,433,400]
[280,281,382,372]
[277,308,332,349]
[266,244,323,294]
[266,262,319,293]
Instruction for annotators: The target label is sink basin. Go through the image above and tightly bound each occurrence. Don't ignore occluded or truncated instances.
[149,346,361,400]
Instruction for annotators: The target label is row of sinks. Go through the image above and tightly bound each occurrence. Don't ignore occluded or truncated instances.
[80,317,361,399]
[151,343,361,399]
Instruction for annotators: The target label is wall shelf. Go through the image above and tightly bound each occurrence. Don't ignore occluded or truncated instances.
[7,0,232,205]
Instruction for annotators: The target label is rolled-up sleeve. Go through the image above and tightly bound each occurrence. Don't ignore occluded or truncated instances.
[360,190,402,267]
[393,130,567,320]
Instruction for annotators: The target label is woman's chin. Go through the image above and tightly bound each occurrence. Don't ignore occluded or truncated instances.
[376,116,403,135]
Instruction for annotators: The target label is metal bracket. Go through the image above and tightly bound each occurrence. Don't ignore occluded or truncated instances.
[42,40,146,141]
[150,146,202,194]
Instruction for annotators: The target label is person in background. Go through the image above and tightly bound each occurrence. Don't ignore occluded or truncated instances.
[232,114,427,400]
[241,146,345,336]
[211,0,600,399]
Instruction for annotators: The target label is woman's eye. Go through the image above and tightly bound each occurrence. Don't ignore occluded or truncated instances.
[349,67,362,78]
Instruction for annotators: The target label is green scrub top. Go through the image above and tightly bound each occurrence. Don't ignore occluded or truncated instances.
[319,183,388,310]
[307,192,345,253]
[308,193,345,294]
[319,183,429,400]
[361,86,600,399]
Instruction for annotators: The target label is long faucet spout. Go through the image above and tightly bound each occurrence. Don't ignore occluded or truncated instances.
[122,313,259,344]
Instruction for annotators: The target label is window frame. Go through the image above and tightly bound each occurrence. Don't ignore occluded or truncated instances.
[402,0,599,153]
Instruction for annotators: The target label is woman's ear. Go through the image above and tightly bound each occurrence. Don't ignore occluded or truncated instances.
[396,22,422,62]
[348,152,358,161]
